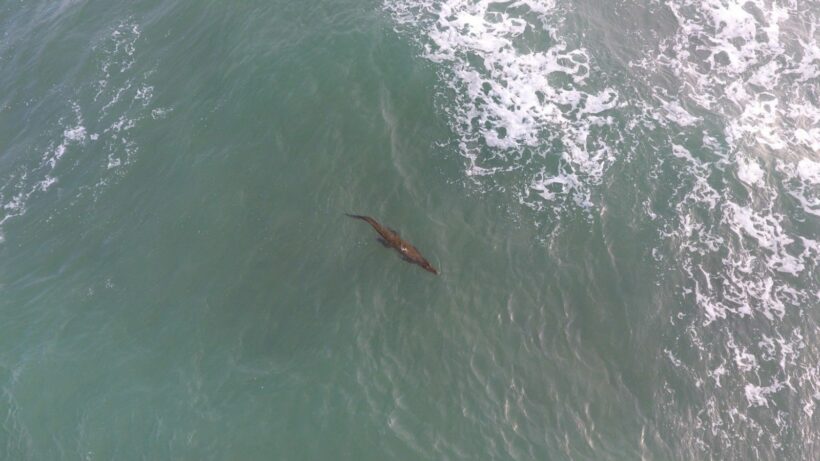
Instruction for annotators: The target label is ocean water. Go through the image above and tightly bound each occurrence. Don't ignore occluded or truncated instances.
[0,0,817,459]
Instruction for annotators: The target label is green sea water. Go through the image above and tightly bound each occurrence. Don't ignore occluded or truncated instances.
[1,0,818,459]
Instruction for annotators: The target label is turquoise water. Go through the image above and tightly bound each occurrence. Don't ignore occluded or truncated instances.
[1,0,818,459]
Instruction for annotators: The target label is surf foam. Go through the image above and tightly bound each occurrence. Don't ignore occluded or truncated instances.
[634,0,820,455]
[386,0,620,213]
[0,20,164,243]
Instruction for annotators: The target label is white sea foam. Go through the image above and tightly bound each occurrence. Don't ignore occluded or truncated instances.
[737,157,764,186]
[0,105,86,239]
[745,381,783,408]
[93,22,155,172]
[634,0,820,453]
[1,20,162,242]
[63,125,87,143]
[151,107,171,120]
[387,0,819,454]
[386,0,619,211]
[797,159,820,184]
[777,159,820,217]
[660,100,699,127]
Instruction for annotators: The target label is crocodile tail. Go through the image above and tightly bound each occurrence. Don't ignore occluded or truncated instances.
[345,213,381,231]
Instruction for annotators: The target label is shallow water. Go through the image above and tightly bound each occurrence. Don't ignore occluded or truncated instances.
[1,0,818,459]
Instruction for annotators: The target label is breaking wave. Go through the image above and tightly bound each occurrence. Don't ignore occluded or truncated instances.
[388,0,819,457]
[385,0,623,213]
[637,0,818,457]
